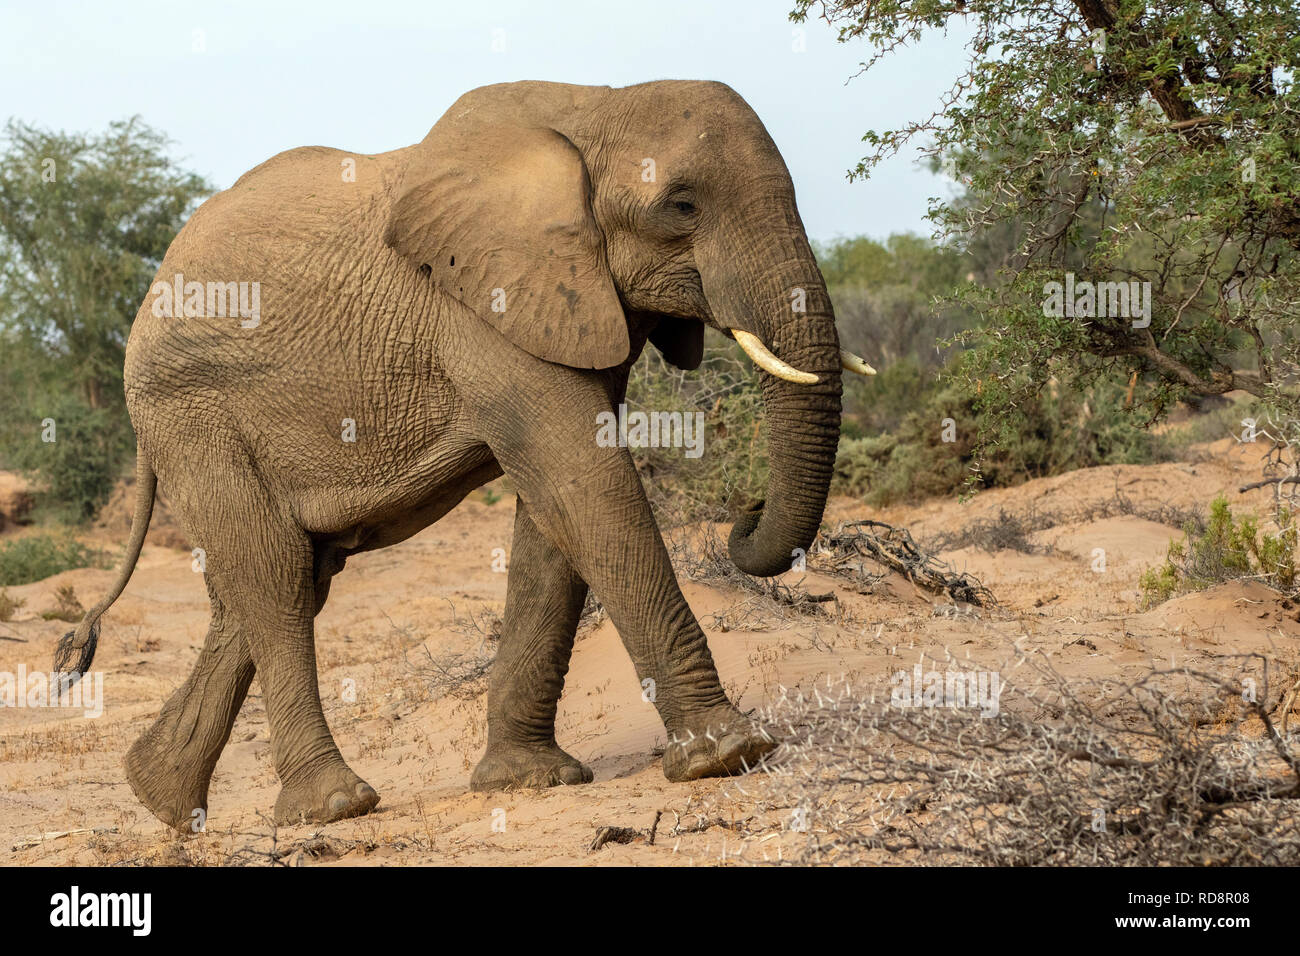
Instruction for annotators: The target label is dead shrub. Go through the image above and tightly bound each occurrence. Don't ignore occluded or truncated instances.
[928,488,1206,556]
[0,587,25,621]
[692,653,1300,865]
[818,521,997,607]
[40,585,83,623]
[401,603,501,702]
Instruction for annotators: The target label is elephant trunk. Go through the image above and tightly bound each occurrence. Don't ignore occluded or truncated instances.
[726,312,842,577]
[695,183,844,578]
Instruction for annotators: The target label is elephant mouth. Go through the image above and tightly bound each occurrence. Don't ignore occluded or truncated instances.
[645,314,706,371]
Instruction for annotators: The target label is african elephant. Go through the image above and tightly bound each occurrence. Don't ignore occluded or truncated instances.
[55,80,872,829]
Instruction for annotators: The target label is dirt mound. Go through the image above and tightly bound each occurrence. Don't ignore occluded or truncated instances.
[1138,578,1300,641]
[826,436,1276,544]
[93,472,188,549]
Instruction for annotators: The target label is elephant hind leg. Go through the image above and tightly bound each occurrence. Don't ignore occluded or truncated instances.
[221,521,376,826]
[471,498,593,791]
[125,582,255,832]
[124,551,347,831]
[150,448,378,827]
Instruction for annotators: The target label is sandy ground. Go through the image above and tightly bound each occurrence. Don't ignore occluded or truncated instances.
[2,435,1298,866]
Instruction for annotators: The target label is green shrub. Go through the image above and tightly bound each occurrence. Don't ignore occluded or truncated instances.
[3,395,133,522]
[0,534,108,586]
[631,339,1179,518]
[840,355,932,439]
[40,584,84,622]
[1140,496,1297,607]
[1162,394,1260,451]
[834,364,1173,506]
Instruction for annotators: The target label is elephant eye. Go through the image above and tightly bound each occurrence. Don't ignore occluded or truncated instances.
[674,199,697,215]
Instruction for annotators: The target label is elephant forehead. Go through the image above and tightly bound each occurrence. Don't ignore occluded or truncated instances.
[603,124,780,195]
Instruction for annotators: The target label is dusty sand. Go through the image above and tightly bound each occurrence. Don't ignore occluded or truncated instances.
[2,435,1298,865]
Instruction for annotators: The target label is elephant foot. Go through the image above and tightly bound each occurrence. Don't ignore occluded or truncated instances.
[470,741,594,791]
[662,705,777,782]
[125,732,213,833]
[274,760,379,826]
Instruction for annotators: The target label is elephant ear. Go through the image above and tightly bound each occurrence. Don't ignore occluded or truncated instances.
[649,319,704,371]
[385,121,629,369]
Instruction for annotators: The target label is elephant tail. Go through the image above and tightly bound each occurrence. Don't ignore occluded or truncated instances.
[53,451,157,690]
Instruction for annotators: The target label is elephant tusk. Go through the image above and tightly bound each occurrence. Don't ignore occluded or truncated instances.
[840,349,877,376]
[730,330,819,385]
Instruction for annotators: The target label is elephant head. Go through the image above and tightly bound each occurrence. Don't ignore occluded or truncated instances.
[385,80,873,577]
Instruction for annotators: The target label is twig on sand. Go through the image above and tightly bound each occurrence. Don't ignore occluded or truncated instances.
[12,826,118,851]
[588,810,665,852]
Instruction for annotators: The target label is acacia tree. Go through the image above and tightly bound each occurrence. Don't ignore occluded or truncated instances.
[0,117,210,409]
[817,233,974,371]
[0,118,211,516]
[794,0,1300,446]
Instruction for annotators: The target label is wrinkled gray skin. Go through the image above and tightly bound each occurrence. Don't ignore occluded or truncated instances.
[63,80,843,829]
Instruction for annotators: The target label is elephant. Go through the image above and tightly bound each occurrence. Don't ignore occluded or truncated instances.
[54,79,874,829]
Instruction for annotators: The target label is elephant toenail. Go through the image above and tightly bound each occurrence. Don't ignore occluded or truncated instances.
[558,764,590,785]
[328,791,350,814]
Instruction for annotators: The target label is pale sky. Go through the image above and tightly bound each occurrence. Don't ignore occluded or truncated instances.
[1,0,974,243]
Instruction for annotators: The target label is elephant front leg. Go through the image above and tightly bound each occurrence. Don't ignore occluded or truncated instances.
[486,396,777,782]
[471,499,594,790]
